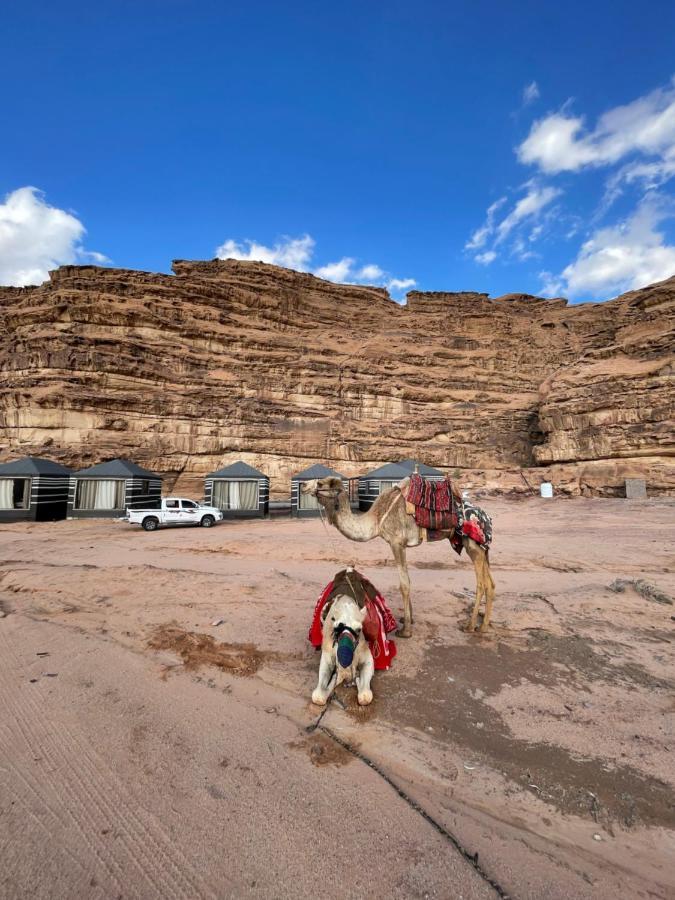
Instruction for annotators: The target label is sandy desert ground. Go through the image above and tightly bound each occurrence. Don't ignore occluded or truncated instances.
[1,497,674,899]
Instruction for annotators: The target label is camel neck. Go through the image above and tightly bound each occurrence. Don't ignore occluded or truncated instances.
[326,491,378,542]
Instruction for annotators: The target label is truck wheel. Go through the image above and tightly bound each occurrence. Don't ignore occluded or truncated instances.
[200,515,215,528]
[142,517,159,532]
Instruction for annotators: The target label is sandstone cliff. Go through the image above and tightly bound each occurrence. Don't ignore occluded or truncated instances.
[0,259,672,497]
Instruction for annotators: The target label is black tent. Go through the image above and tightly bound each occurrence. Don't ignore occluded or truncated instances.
[204,461,269,518]
[0,457,73,522]
[68,458,162,518]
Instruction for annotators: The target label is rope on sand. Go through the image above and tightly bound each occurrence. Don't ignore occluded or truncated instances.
[315,720,512,899]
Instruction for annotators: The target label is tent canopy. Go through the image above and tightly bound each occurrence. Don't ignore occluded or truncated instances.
[0,456,73,476]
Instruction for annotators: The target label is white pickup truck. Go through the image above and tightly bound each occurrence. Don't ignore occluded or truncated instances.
[127,498,224,531]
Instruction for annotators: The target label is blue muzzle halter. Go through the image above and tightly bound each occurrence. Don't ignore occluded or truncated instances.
[335,624,359,668]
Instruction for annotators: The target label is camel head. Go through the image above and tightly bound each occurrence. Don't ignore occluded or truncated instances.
[321,594,366,669]
[301,477,344,523]
[300,477,343,500]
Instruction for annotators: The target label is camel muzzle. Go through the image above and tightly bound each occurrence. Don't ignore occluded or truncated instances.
[334,624,359,668]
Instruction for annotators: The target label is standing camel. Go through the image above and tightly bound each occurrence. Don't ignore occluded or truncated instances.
[301,477,495,638]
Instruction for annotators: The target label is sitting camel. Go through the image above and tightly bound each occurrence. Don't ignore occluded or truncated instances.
[312,593,374,707]
[301,477,495,638]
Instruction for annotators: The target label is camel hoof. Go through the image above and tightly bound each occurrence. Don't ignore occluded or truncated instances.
[397,626,413,638]
[311,691,327,706]
[463,621,478,633]
[478,622,491,634]
[357,690,373,706]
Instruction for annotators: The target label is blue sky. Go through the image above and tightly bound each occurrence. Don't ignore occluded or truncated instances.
[2,0,675,301]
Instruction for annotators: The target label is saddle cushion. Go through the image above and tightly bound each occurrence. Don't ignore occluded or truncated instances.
[309,570,398,670]
[403,474,493,555]
[402,474,458,531]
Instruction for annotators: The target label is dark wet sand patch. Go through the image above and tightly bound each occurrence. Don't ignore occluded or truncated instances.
[147,625,302,676]
[289,732,354,767]
[377,637,675,829]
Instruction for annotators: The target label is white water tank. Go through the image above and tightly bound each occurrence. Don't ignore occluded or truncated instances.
[540,482,553,498]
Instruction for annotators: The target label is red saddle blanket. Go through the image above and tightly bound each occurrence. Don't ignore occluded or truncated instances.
[402,474,493,554]
[402,473,459,531]
[308,573,397,671]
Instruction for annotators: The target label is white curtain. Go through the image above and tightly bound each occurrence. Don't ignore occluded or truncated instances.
[379,480,398,494]
[76,479,124,510]
[212,481,227,510]
[95,480,116,509]
[0,480,13,509]
[76,480,96,509]
[212,480,258,510]
[239,481,257,509]
[299,483,319,510]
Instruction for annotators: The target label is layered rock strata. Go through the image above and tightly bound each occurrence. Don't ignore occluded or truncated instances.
[0,259,672,497]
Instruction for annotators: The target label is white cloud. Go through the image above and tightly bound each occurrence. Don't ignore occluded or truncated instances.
[387,277,416,292]
[0,186,107,286]
[465,186,558,265]
[539,270,563,297]
[465,197,507,250]
[522,81,540,106]
[215,234,315,269]
[495,184,560,243]
[316,256,416,295]
[601,156,675,214]
[314,257,355,281]
[541,195,675,299]
[87,250,110,264]
[518,82,675,174]
[468,78,675,297]
[215,233,415,296]
[357,263,385,280]
[512,237,538,261]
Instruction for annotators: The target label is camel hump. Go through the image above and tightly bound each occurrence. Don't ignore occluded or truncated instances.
[449,480,463,504]
[328,568,374,609]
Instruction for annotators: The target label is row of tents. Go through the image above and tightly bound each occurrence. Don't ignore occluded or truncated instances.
[0,456,446,523]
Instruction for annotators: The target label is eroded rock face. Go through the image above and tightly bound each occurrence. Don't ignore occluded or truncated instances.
[0,259,673,496]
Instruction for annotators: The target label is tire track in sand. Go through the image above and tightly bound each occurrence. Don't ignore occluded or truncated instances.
[0,619,217,900]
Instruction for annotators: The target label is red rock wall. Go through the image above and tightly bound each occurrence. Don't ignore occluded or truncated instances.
[0,259,672,497]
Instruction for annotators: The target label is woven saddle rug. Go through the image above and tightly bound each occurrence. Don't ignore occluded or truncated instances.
[308,569,397,670]
[402,474,493,555]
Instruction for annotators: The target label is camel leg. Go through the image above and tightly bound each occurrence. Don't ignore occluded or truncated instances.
[479,552,496,633]
[312,655,337,706]
[392,542,412,638]
[465,542,486,633]
[356,653,374,706]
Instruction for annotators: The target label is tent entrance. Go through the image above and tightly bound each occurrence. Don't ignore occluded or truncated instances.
[0,478,31,509]
[75,479,125,510]
[213,479,259,511]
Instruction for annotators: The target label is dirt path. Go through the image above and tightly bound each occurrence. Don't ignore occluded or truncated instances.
[1,497,674,898]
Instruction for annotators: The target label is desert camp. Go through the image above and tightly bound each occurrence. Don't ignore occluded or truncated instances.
[1,4,674,899]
